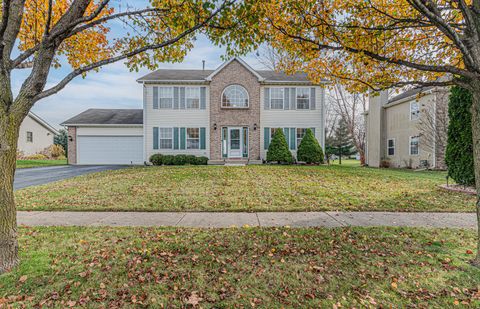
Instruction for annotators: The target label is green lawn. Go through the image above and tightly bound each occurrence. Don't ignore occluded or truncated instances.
[0,227,478,307]
[15,164,475,212]
[16,159,67,169]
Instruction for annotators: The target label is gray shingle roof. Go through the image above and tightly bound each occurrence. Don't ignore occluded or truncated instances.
[388,86,435,104]
[62,109,143,125]
[255,70,310,82]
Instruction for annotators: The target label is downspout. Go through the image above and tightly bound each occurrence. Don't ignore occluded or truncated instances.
[143,83,147,164]
[433,92,437,169]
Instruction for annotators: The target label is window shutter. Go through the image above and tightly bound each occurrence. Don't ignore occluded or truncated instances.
[222,127,228,158]
[153,87,159,109]
[180,87,186,109]
[180,127,186,150]
[290,127,296,150]
[200,87,206,109]
[284,88,290,110]
[283,128,290,148]
[153,127,159,150]
[264,88,270,110]
[264,127,270,150]
[290,88,296,110]
[310,87,316,110]
[200,127,206,150]
[173,87,179,109]
[173,127,179,149]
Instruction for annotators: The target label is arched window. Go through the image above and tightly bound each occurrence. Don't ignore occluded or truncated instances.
[221,85,249,108]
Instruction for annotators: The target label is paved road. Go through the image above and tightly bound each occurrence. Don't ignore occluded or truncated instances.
[14,165,128,190]
[17,211,477,229]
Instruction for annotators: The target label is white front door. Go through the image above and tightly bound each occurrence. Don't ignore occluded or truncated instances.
[228,127,242,158]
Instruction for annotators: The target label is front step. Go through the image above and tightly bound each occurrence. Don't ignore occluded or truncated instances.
[207,159,262,165]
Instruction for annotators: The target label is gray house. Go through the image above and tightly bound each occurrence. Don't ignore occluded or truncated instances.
[63,58,327,165]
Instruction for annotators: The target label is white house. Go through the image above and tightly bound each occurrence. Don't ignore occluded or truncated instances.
[62,58,326,165]
[18,112,58,156]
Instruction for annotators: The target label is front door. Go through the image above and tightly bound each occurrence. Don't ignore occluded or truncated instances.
[228,127,242,158]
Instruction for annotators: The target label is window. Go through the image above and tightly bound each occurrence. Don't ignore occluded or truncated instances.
[159,128,173,149]
[410,101,420,120]
[296,128,307,147]
[270,88,284,109]
[409,136,419,155]
[222,85,249,108]
[186,87,200,109]
[270,128,280,140]
[296,88,310,109]
[187,128,200,149]
[159,87,174,109]
[26,131,33,143]
[387,138,395,156]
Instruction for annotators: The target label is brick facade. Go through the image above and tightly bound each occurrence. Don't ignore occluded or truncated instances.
[209,59,261,160]
[67,126,77,164]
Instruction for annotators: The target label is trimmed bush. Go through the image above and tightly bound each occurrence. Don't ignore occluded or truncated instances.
[445,86,475,186]
[150,154,163,166]
[149,154,208,166]
[297,128,324,164]
[24,153,48,160]
[266,129,293,164]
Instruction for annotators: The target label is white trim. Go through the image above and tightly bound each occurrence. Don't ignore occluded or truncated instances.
[28,112,59,135]
[137,79,207,83]
[206,57,265,82]
[386,89,434,107]
[221,84,250,108]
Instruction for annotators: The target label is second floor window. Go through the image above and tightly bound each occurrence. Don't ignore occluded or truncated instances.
[410,102,420,120]
[26,131,33,143]
[186,87,200,109]
[270,88,284,109]
[222,85,249,108]
[296,88,310,109]
[159,128,173,149]
[159,87,174,109]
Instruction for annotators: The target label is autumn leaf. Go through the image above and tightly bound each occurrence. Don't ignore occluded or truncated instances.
[18,275,28,283]
[186,291,203,306]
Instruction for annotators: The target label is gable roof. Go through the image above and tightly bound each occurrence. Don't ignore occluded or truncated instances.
[137,57,323,84]
[61,109,143,126]
[28,112,59,135]
[388,86,435,104]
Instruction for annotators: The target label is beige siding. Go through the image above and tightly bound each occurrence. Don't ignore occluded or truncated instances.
[260,86,325,160]
[17,115,55,155]
[143,84,210,160]
[384,94,435,168]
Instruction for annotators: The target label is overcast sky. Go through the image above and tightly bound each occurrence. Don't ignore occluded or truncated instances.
[12,15,264,128]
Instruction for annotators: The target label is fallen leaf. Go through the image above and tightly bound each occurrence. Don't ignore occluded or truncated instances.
[186,291,202,306]
[19,275,28,283]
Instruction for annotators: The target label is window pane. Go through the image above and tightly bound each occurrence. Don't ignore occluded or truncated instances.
[297,88,310,109]
[296,128,306,146]
[270,88,284,109]
[159,87,173,108]
[222,85,249,108]
[159,128,173,149]
[187,128,200,149]
[186,87,200,109]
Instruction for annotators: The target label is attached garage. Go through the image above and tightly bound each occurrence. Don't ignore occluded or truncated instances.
[61,109,144,165]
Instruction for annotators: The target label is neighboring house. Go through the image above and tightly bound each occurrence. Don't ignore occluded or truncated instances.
[18,112,58,156]
[62,57,326,165]
[365,86,449,169]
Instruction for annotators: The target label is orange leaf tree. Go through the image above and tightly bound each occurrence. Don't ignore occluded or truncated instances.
[229,0,480,265]
[0,0,262,274]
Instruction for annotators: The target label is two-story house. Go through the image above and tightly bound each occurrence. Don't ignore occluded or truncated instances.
[365,86,449,169]
[62,58,326,165]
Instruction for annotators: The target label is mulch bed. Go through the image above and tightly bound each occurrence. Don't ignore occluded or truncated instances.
[438,184,477,196]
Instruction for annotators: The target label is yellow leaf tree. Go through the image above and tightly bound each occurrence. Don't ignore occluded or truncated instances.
[0,0,258,273]
[237,0,480,265]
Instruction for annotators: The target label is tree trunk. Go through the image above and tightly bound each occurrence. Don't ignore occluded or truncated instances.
[0,110,21,274]
[470,83,480,267]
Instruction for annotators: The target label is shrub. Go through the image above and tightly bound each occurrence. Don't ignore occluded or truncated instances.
[266,129,293,164]
[54,129,68,156]
[150,154,163,166]
[297,128,324,164]
[184,155,197,165]
[24,153,48,160]
[40,144,65,159]
[173,155,188,165]
[445,86,475,186]
[162,155,175,165]
[196,156,209,165]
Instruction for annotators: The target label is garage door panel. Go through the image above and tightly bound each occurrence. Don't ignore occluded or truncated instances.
[77,136,143,165]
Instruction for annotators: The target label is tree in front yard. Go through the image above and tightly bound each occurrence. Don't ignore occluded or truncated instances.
[54,129,68,156]
[266,129,293,164]
[0,0,262,274]
[446,86,475,187]
[297,128,324,164]
[328,119,356,164]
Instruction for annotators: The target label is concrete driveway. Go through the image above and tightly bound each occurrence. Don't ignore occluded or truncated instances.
[14,165,129,190]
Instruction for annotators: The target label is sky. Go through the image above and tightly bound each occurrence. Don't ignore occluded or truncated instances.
[11,4,265,129]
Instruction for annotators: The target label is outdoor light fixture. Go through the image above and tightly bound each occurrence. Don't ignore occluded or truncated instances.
[213,123,217,130]
[253,123,257,131]
[68,135,73,142]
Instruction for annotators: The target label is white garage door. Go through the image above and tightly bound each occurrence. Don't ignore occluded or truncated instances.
[77,136,143,165]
